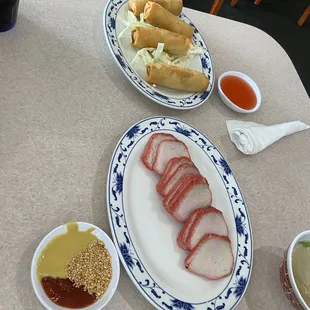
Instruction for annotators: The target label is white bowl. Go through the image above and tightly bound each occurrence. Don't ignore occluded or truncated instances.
[218,71,262,113]
[31,222,120,310]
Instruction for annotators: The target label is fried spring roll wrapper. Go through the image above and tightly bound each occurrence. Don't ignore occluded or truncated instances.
[146,64,209,92]
[129,0,183,16]
[132,27,192,56]
[144,2,194,38]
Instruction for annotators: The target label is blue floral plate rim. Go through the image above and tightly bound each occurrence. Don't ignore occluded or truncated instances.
[106,116,253,310]
[103,0,215,110]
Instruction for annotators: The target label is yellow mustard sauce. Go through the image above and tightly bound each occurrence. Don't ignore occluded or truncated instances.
[36,222,98,280]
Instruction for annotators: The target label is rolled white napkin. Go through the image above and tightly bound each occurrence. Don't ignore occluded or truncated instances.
[226,120,310,155]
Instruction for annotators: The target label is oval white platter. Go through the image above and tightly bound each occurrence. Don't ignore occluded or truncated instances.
[103,0,215,110]
[106,116,253,310]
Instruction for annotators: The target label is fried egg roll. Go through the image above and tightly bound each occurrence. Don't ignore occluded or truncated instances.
[144,2,194,38]
[129,0,183,17]
[132,27,192,56]
[146,63,209,92]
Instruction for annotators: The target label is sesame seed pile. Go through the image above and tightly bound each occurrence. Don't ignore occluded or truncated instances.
[66,240,112,299]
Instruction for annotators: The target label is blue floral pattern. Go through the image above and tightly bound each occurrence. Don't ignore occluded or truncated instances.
[235,215,245,236]
[201,58,208,69]
[107,117,252,310]
[103,0,215,109]
[126,124,140,139]
[112,171,123,200]
[120,243,134,269]
[171,299,195,310]
[219,158,232,176]
[115,54,126,68]
[234,277,247,298]
[174,125,192,137]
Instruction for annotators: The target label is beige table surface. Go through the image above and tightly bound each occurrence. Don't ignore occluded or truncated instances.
[1,0,310,309]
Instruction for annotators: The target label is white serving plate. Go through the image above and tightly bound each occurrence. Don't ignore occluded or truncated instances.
[106,116,253,310]
[31,222,120,310]
[103,0,215,110]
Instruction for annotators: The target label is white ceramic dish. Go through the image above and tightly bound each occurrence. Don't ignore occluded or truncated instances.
[31,222,120,310]
[280,230,310,310]
[107,116,253,310]
[218,71,261,113]
[103,0,215,110]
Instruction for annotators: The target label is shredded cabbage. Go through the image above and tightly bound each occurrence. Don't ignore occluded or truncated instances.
[118,11,154,40]
[131,43,203,69]
[188,45,205,55]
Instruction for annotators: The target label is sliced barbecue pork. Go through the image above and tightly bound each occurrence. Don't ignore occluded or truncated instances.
[163,174,206,212]
[141,133,177,170]
[177,208,208,250]
[158,164,200,197]
[185,234,234,280]
[153,140,191,175]
[157,157,193,196]
[170,177,212,222]
[186,207,228,250]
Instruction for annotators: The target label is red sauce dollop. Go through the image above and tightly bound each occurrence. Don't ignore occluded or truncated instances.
[41,277,96,309]
[221,75,257,110]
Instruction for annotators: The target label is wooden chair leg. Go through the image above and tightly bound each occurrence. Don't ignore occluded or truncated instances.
[230,0,239,7]
[210,0,224,15]
[298,5,310,26]
[254,0,262,5]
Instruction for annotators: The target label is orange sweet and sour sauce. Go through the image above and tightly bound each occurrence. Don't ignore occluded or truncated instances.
[220,75,257,110]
